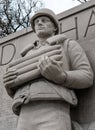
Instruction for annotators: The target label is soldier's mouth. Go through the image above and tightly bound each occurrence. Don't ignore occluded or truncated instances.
[37,28,45,30]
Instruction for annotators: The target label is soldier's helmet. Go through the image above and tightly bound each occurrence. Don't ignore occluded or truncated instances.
[30,8,59,34]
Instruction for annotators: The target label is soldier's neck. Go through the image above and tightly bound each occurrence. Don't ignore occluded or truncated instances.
[38,34,54,45]
[38,37,48,45]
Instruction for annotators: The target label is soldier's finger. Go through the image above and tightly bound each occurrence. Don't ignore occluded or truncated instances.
[50,55,62,61]
[49,58,59,66]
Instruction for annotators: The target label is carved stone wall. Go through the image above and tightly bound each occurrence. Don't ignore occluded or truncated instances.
[0,0,95,129]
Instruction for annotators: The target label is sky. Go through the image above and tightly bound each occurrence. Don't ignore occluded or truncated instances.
[43,0,81,14]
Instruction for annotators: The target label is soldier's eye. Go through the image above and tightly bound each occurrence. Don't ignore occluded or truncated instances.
[35,19,39,24]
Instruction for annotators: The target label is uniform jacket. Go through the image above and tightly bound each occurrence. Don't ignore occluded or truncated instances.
[10,38,93,115]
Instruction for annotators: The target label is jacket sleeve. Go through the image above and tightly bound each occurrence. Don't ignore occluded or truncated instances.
[64,40,93,89]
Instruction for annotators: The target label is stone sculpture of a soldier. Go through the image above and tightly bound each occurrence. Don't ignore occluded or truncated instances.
[3,8,93,130]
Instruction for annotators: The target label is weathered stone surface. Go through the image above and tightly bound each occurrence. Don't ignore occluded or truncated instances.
[0,115,17,130]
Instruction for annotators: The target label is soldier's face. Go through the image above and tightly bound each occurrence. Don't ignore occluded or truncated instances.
[34,16,56,38]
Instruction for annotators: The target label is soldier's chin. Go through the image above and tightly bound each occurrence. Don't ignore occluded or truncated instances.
[37,31,50,38]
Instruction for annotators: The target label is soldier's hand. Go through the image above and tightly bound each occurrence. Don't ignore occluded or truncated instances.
[3,69,18,89]
[38,56,66,84]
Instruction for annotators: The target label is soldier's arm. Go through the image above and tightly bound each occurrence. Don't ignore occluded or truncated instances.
[64,40,93,89]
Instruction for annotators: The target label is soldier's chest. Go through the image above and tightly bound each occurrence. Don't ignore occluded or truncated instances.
[25,43,69,71]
